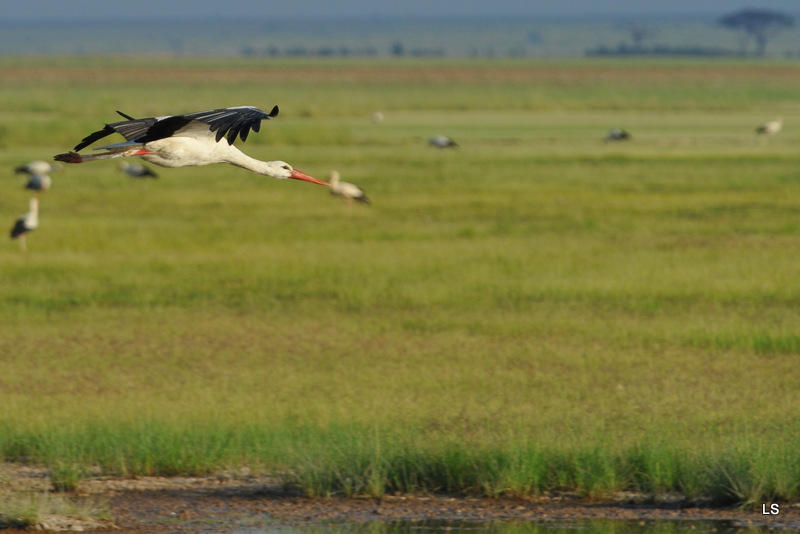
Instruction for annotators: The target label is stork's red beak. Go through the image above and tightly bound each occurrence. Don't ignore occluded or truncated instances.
[290,169,328,186]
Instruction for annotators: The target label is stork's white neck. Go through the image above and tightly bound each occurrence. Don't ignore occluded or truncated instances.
[26,197,39,226]
[222,145,289,179]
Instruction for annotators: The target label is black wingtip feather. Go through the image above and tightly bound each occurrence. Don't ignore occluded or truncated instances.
[116,110,136,120]
[269,105,279,118]
[73,125,116,151]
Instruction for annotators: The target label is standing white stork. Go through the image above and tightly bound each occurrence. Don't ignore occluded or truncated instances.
[756,117,783,136]
[428,135,458,148]
[10,197,38,253]
[54,106,328,186]
[15,161,62,175]
[328,170,369,205]
[16,161,58,194]
[604,128,631,142]
[24,173,52,193]
[119,161,158,179]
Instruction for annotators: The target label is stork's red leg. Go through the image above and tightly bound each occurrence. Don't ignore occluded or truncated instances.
[54,148,152,164]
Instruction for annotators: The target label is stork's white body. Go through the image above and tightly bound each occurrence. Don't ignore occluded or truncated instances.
[55,106,328,186]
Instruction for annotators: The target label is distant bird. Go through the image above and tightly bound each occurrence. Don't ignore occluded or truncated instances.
[15,161,61,175]
[428,135,458,148]
[371,111,384,124]
[54,106,328,187]
[604,128,631,142]
[328,170,369,205]
[756,117,783,136]
[120,161,158,179]
[10,197,38,252]
[24,173,52,193]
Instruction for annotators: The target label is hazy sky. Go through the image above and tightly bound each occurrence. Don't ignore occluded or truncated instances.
[2,0,798,21]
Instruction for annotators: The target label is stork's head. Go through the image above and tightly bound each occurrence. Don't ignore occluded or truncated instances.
[268,161,328,185]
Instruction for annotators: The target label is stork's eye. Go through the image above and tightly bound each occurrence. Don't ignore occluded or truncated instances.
[282,165,290,170]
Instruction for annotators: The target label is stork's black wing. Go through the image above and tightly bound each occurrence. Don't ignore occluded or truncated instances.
[10,217,28,238]
[72,105,279,151]
[180,105,279,144]
[73,114,162,151]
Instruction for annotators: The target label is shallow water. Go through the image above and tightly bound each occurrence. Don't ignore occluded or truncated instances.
[231,518,776,534]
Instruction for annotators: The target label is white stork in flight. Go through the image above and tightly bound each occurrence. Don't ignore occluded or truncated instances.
[54,106,328,186]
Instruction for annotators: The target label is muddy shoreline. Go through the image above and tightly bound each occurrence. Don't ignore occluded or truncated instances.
[103,490,800,534]
[3,465,800,532]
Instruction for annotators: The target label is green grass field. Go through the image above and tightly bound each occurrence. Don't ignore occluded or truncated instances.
[1,57,800,504]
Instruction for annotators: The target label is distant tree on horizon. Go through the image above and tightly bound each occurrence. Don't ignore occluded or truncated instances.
[718,8,794,57]
[623,22,657,53]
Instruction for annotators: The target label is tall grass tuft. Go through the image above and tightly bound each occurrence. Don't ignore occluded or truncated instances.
[3,419,800,504]
[0,491,112,529]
